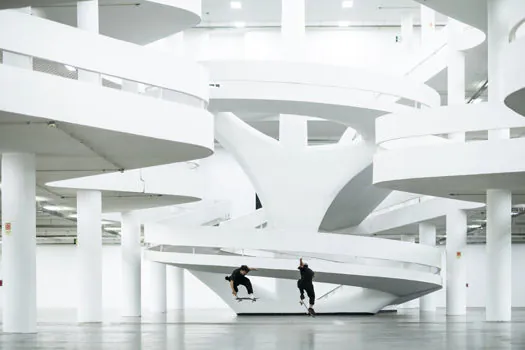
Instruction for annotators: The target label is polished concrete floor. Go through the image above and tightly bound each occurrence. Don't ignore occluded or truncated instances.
[1,308,525,349]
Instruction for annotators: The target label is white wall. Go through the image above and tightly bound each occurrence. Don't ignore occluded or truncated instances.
[434,244,525,308]
[3,243,525,311]
[180,27,424,75]
[0,245,228,311]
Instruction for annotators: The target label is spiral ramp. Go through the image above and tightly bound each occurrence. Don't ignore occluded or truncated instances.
[0,2,213,198]
[141,58,485,315]
[374,1,525,203]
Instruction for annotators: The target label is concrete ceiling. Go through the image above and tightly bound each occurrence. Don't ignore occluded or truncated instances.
[201,0,448,26]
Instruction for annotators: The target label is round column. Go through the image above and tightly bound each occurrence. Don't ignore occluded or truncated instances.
[400,235,418,309]
[1,153,37,333]
[150,261,167,313]
[446,210,467,316]
[77,0,101,85]
[77,190,103,322]
[121,212,142,317]
[486,189,512,321]
[419,223,437,312]
[168,266,185,310]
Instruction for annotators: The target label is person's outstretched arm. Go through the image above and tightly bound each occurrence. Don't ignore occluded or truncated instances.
[299,258,304,268]
[230,280,236,296]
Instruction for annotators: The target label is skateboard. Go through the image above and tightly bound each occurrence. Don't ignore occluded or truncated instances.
[300,300,316,317]
[236,297,259,303]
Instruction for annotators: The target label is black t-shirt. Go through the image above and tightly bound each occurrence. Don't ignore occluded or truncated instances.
[230,268,245,282]
[298,265,314,283]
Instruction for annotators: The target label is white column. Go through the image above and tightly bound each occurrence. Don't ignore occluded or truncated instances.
[400,235,418,309]
[485,0,513,322]
[77,190,102,322]
[446,210,467,316]
[447,18,466,142]
[281,0,305,61]
[486,189,512,321]
[77,0,100,84]
[420,5,436,44]
[168,266,185,310]
[1,154,36,333]
[150,262,167,313]
[121,212,141,317]
[401,13,414,52]
[279,114,307,149]
[419,223,437,312]
[487,0,510,139]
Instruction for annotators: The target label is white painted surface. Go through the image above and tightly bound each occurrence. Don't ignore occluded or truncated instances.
[149,261,167,313]
[486,189,512,321]
[1,153,37,333]
[419,223,437,312]
[77,190,102,322]
[2,245,525,312]
[121,212,141,317]
[446,210,467,315]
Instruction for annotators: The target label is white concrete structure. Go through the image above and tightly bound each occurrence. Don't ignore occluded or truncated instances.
[1,0,524,329]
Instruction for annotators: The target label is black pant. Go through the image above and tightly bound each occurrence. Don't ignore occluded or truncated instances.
[298,280,315,306]
[233,277,253,294]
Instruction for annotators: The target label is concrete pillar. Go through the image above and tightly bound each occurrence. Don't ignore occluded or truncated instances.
[446,210,467,316]
[281,0,305,61]
[121,212,142,317]
[401,13,414,51]
[150,262,167,313]
[419,223,437,312]
[487,0,510,139]
[485,0,513,322]
[168,266,185,310]
[77,190,103,322]
[447,18,466,142]
[486,189,512,321]
[279,114,307,149]
[400,235,418,309]
[1,153,37,333]
[420,5,436,44]
[77,0,101,84]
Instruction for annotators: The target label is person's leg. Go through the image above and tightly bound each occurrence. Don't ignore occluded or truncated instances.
[306,284,315,308]
[240,277,254,295]
[298,280,305,301]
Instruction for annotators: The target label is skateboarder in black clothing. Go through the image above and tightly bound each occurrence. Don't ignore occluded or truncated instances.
[298,258,316,314]
[225,265,257,300]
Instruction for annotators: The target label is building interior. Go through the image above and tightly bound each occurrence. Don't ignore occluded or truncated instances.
[1,0,525,348]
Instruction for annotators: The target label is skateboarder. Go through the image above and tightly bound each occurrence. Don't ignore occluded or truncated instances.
[298,258,316,315]
[225,265,257,300]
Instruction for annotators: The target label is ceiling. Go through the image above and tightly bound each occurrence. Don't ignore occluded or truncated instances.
[200,0,448,27]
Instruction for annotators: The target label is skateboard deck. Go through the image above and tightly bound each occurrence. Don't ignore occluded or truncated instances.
[300,300,315,317]
[236,297,259,302]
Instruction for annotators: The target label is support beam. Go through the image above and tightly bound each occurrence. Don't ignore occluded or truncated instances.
[77,190,103,322]
[486,189,512,321]
[446,210,467,316]
[419,223,437,312]
[1,153,37,333]
[121,212,142,317]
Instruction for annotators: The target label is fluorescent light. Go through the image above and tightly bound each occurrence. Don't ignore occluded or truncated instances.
[338,21,351,27]
[342,0,354,8]
[64,64,77,72]
[230,1,242,9]
[43,205,73,212]
[101,220,114,226]
[472,98,483,104]
[468,224,482,229]
[35,196,49,202]
[68,214,78,218]
[233,21,246,28]
[106,227,122,232]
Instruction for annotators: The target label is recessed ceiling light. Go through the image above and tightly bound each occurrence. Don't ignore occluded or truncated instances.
[43,205,74,212]
[230,1,242,9]
[338,21,351,27]
[64,64,77,72]
[342,0,354,8]
[468,224,482,229]
[233,21,246,28]
[35,196,49,202]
